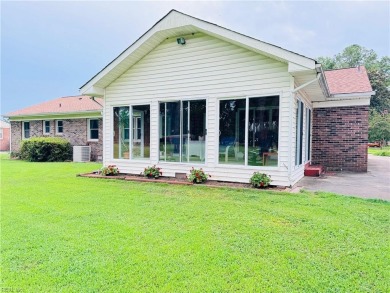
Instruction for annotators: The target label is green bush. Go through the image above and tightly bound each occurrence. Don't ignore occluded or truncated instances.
[20,137,72,162]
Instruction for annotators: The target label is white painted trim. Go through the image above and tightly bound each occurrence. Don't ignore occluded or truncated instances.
[313,97,370,108]
[55,120,64,135]
[22,121,30,140]
[0,128,3,140]
[87,118,99,142]
[330,91,375,99]
[43,120,51,135]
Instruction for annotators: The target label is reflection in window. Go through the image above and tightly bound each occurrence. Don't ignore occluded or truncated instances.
[248,96,279,166]
[219,99,246,165]
[159,100,206,163]
[219,96,279,166]
[132,105,150,159]
[113,107,129,159]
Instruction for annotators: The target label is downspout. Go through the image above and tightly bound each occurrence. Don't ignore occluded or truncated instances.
[90,96,103,107]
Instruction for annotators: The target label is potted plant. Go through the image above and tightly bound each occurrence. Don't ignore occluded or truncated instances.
[250,172,271,188]
[187,167,210,184]
[100,165,119,176]
[142,165,162,179]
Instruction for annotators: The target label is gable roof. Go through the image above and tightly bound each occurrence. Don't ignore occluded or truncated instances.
[80,9,318,96]
[5,96,103,118]
[324,66,373,95]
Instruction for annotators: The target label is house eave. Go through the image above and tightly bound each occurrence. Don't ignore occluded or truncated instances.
[6,110,102,121]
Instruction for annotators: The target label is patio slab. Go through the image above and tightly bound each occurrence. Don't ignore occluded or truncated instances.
[296,154,390,201]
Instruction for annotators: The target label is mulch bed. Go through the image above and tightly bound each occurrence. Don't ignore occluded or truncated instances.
[78,172,287,191]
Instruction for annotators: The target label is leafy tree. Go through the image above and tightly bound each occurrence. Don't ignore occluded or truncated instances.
[369,110,390,146]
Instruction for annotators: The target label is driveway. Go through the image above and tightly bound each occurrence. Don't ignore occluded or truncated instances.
[296,155,390,201]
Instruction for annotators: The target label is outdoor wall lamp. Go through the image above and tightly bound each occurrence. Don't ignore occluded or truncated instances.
[176,37,186,45]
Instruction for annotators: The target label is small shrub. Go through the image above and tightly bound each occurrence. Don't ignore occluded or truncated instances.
[142,165,162,178]
[100,165,119,176]
[20,137,72,162]
[250,172,271,188]
[187,167,210,183]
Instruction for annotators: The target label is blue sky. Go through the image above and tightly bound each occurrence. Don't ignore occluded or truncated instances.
[1,1,389,115]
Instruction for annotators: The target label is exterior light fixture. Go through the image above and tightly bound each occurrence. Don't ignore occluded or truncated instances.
[176,37,186,45]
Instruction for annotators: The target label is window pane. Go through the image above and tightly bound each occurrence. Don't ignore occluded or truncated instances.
[248,96,279,166]
[90,119,99,129]
[57,121,63,133]
[132,105,150,159]
[113,107,130,159]
[24,122,30,138]
[90,129,99,140]
[219,99,246,165]
[45,121,50,133]
[159,102,180,162]
[182,100,206,163]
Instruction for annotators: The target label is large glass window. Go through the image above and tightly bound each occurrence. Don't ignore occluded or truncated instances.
[248,96,279,166]
[113,107,130,159]
[132,105,150,159]
[219,96,279,166]
[219,99,246,165]
[159,100,206,163]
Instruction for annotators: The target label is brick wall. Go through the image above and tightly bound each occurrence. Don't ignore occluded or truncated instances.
[312,106,369,172]
[0,127,10,151]
[10,118,103,161]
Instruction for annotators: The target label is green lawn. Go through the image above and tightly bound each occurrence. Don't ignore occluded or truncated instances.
[368,146,390,156]
[1,155,389,292]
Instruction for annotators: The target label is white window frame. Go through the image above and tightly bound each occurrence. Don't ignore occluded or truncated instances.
[217,94,281,168]
[56,120,64,135]
[43,120,51,135]
[22,121,30,139]
[88,118,99,141]
[0,128,3,139]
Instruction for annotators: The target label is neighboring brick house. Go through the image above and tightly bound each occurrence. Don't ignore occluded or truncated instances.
[0,120,10,151]
[4,95,103,161]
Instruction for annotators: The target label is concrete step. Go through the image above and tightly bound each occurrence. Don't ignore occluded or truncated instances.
[304,165,324,177]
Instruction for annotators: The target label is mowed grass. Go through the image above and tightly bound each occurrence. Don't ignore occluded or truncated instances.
[368,146,390,156]
[1,154,389,292]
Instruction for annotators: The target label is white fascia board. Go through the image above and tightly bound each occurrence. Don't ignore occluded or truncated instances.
[329,91,375,99]
[81,86,105,97]
[313,97,371,108]
[80,10,316,93]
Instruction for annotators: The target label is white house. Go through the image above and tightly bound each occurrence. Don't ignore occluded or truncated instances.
[80,10,373,186]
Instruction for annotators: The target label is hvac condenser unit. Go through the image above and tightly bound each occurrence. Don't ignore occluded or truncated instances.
[73,146,91,162]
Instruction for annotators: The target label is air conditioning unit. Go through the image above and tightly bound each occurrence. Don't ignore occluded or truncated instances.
[73,146,91,162]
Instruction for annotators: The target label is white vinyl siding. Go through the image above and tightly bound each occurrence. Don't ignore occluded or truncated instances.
[104,33,293,186]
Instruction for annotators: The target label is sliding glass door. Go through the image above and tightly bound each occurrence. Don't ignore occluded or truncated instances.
[160,100,206,163]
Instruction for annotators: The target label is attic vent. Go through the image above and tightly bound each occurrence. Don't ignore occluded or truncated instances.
[73,146,91,162]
